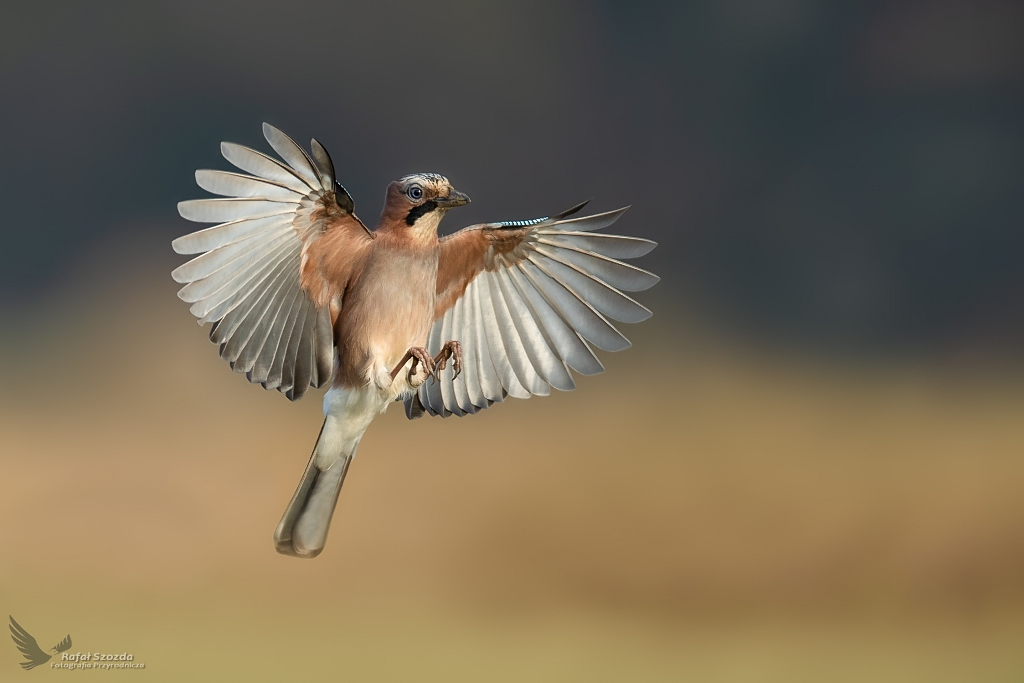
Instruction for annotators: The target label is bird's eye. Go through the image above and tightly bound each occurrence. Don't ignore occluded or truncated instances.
[408,186,423,200]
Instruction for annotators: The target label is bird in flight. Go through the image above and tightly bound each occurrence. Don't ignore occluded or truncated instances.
[173,124,658,558]
[9,616,72,670]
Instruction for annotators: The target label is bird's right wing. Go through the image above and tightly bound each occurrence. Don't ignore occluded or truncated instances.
[409,202,658,418]
[9,617,51,670]
[53,634,72,653]
[173,123,373,400]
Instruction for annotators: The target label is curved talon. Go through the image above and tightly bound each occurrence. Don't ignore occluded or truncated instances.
[432,340,462,381]
[450,341,462,380]
[391,346,435,383]
[408,356,434,383]
[409,348,435,382]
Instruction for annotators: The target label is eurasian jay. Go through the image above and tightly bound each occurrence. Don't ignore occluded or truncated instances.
[173,124,659,558]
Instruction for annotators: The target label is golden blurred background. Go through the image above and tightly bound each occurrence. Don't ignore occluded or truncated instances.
[2,232,1023,681]
[3,1,1024,680]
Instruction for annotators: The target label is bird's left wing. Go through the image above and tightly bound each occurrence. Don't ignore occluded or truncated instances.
[173,123,372,400]
[407,202,658,418]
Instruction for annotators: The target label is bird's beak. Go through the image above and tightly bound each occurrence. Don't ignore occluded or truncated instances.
[435,189,471,208]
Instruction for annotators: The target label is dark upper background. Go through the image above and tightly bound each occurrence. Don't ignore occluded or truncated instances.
[2,0,1022,357]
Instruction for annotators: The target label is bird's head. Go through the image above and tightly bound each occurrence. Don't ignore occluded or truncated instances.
[381,173,470,234]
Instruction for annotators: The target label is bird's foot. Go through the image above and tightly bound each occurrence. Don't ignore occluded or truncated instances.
[390,346,435,384]
[407,361,431,389]
[433,340,462,380]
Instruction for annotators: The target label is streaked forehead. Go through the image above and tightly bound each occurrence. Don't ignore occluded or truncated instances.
[399,173,449,187]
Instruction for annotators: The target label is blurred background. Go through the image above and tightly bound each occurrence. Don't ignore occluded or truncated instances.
[2,1,1023,680]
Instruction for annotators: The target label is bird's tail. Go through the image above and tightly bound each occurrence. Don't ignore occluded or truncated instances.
[274,417,363,558]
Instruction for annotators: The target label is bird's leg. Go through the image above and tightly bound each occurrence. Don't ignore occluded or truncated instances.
[432,340,463,380]
[390,347,435,383]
